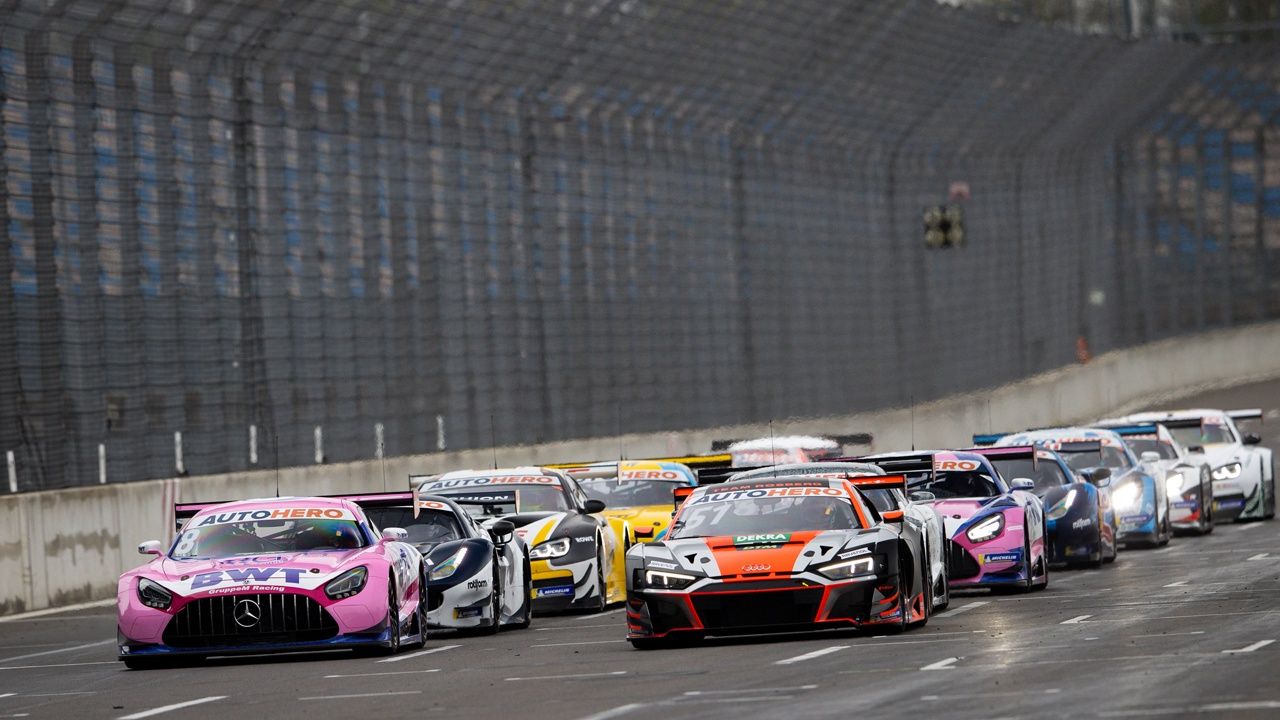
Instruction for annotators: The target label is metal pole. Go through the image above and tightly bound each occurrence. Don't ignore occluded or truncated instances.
[314,426,324,464]
[98,443,106,484]
[6,451,15,493]
[249,424,258,465]
[174,431,185,476]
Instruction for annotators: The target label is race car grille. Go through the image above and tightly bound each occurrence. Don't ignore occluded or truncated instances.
[947,541,981,579]
[691,587,823,630]
[162,593,339,648]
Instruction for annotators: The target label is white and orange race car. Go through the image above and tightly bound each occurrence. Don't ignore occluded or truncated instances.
[624,474,932,648]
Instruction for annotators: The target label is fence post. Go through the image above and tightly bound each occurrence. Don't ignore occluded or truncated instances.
[436,415,446,451]
[6,451,15,493]
[314,426,324,464]
[174,431,185,475]
[98,443,106,484]
[249,424,258,465]
[375,422,385,459]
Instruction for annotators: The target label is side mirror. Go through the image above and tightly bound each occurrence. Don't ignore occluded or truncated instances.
[583,499,607,514]
[489,519,515,546]
[1243,433,1262,445]
[381,527,408,542]
[1086,467,1111,487]
[881,509,905,522]
[1187,445,1205,454]
[634,525,656,539]
[1140,451,1161,464]
[909,490,935,503]
[138,540,163,556]
[1011,478,1036,492]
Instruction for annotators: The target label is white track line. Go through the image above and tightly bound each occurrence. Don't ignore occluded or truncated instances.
[299,691,422,701]
[532,640,626,647]
[0,599,115,623]
[507,671,627,681]
[1247,553,1270,560]
[0,661,116,671]
[575,703,646,720]
[324,669,439,679]
[1222,639,1275,654]
[1236,524,1263,531]
[774,645,848,665]
[935,601,988,617]
[0,694,13,700]
[0,639,113,664]
[117,696,226,720]
[1061,615,1093,624]
[1132,631,1204,638]
[920,656,959,670]
[1163,580,1188,587]
[376,644,459,663]
[684,686,818,696]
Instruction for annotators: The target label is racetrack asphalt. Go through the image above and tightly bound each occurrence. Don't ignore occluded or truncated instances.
[2,379,1279,720]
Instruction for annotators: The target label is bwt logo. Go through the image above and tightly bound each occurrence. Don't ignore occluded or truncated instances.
[191,567,305,589]
[467,578,488,591]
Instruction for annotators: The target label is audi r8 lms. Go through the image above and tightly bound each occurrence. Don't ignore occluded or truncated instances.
[412,468,626,612]
[625,474,931,648]
[1095,421,1215,534]
[860,450,1049,592]
[567,460,698,543]
[345,492,532,633]
[1117,409,1274,522]
[971,444,1117,567]
[120,497,426,669]
[730,461,949,611]
[990,428,1171,547]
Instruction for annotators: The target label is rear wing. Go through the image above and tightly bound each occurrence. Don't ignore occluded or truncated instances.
[708,433,873,452]
[1098,424,1159,437]
[545,453,732,473]
[846,474,909,494]
[965,445,1039,467]
[1228,409,1263,422]
[852,452,935,475]
[971,433,1011,447]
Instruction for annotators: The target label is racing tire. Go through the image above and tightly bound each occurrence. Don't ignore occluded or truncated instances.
[1085,524,1105,569]
[479,554,503,635]
[1031,518,1049,591]
[1265,471,1276,520]
[509,557,533,630]
[380,579,402,656]
[1200,484,1214,535]
[933,547,950,612]
[909,553,930,629]
[885,558,912,634]
[588,545,608,613]
[1157,512,1171,547]
[410,565,428,649]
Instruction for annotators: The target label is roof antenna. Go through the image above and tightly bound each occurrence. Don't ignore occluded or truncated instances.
[910,392,917,453]
[489,412,499,471]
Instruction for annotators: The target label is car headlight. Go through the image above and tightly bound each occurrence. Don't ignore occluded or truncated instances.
[137,577,173,610]
[1212,462,1242,481]
[644,569,696,590]
[966,514,1005,543]
[429,548,467,580]
[1046,489,1077,520]
[325,566,369,599]
[817,556,876,580]
[1112,482,1141,512]
[529,538,571,560]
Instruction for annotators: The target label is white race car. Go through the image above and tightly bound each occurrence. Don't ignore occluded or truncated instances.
[1094,420,1215,534]
[1118,409,1274,522]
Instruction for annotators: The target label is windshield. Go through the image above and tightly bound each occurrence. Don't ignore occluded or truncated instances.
[1125,438,1178,460]
[670,495,859,539]
[1062,446,1130,471]
[580,478,683,508]
[858,488,900,514]
[990,458,1070,495]
[434,486,569,516]
[171,518,367,559]
[1167,423,1235,447]
[363,507,463,546]
[906,471,1002,499]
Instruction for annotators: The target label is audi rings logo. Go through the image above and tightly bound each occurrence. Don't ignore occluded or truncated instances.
[233,599,262,628]
[741,564,772,573]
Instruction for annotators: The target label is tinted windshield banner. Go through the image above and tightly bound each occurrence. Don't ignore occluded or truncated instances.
[420,475,561,491]
[193,507,355,527]
[689,487,846,505]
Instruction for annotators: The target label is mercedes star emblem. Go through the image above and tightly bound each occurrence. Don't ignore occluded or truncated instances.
[233,598,261,628]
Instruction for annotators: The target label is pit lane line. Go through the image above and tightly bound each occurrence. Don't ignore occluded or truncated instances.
[116,696,226,720]
[0,638,113,663]
[374,643,459,663]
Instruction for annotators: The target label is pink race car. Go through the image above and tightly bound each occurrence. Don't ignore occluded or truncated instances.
[117,497,427,669]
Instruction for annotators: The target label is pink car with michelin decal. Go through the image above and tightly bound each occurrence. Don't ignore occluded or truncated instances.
[117,497,426,669]
[860,450,1049,592]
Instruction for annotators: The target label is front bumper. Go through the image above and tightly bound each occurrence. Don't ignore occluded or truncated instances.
[1117,512,1159,544]
[530,558,599,612]
[946,540,1029,588]
[626,576,902,639]
[1045,515,1103,565]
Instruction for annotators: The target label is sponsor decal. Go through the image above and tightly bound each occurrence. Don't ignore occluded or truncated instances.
[647,560,679,570]
[732,449,801,466]
[572,536,594,543]
[733,533,791,546]
[450,493,517,504]
[191,567,307,590]
[691,487,845,505]
[415,500,450,511]
[1215,499,1244,509]
[620,470,683,481]
[934,458,981,472]
[536,585,574,598]
[466,578,488,591]
[982,552,1021,564]
[741,564,772,573]
[1071,517,1094,530]
[1173,500,1198,509]
[194,507,353,527]
[420,475,561,492]
[455,607,484,619]
[838,547,872,559]
[1120,513,1152,524]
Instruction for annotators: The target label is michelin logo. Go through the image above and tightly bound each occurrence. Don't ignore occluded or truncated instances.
[982,552,1021,564]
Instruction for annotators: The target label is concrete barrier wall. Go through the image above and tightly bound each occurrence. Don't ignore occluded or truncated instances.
[6,320,1280,615]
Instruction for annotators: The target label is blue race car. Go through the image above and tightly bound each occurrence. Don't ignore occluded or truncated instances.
[970,443,1118,567]
[982,427,1170,548]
